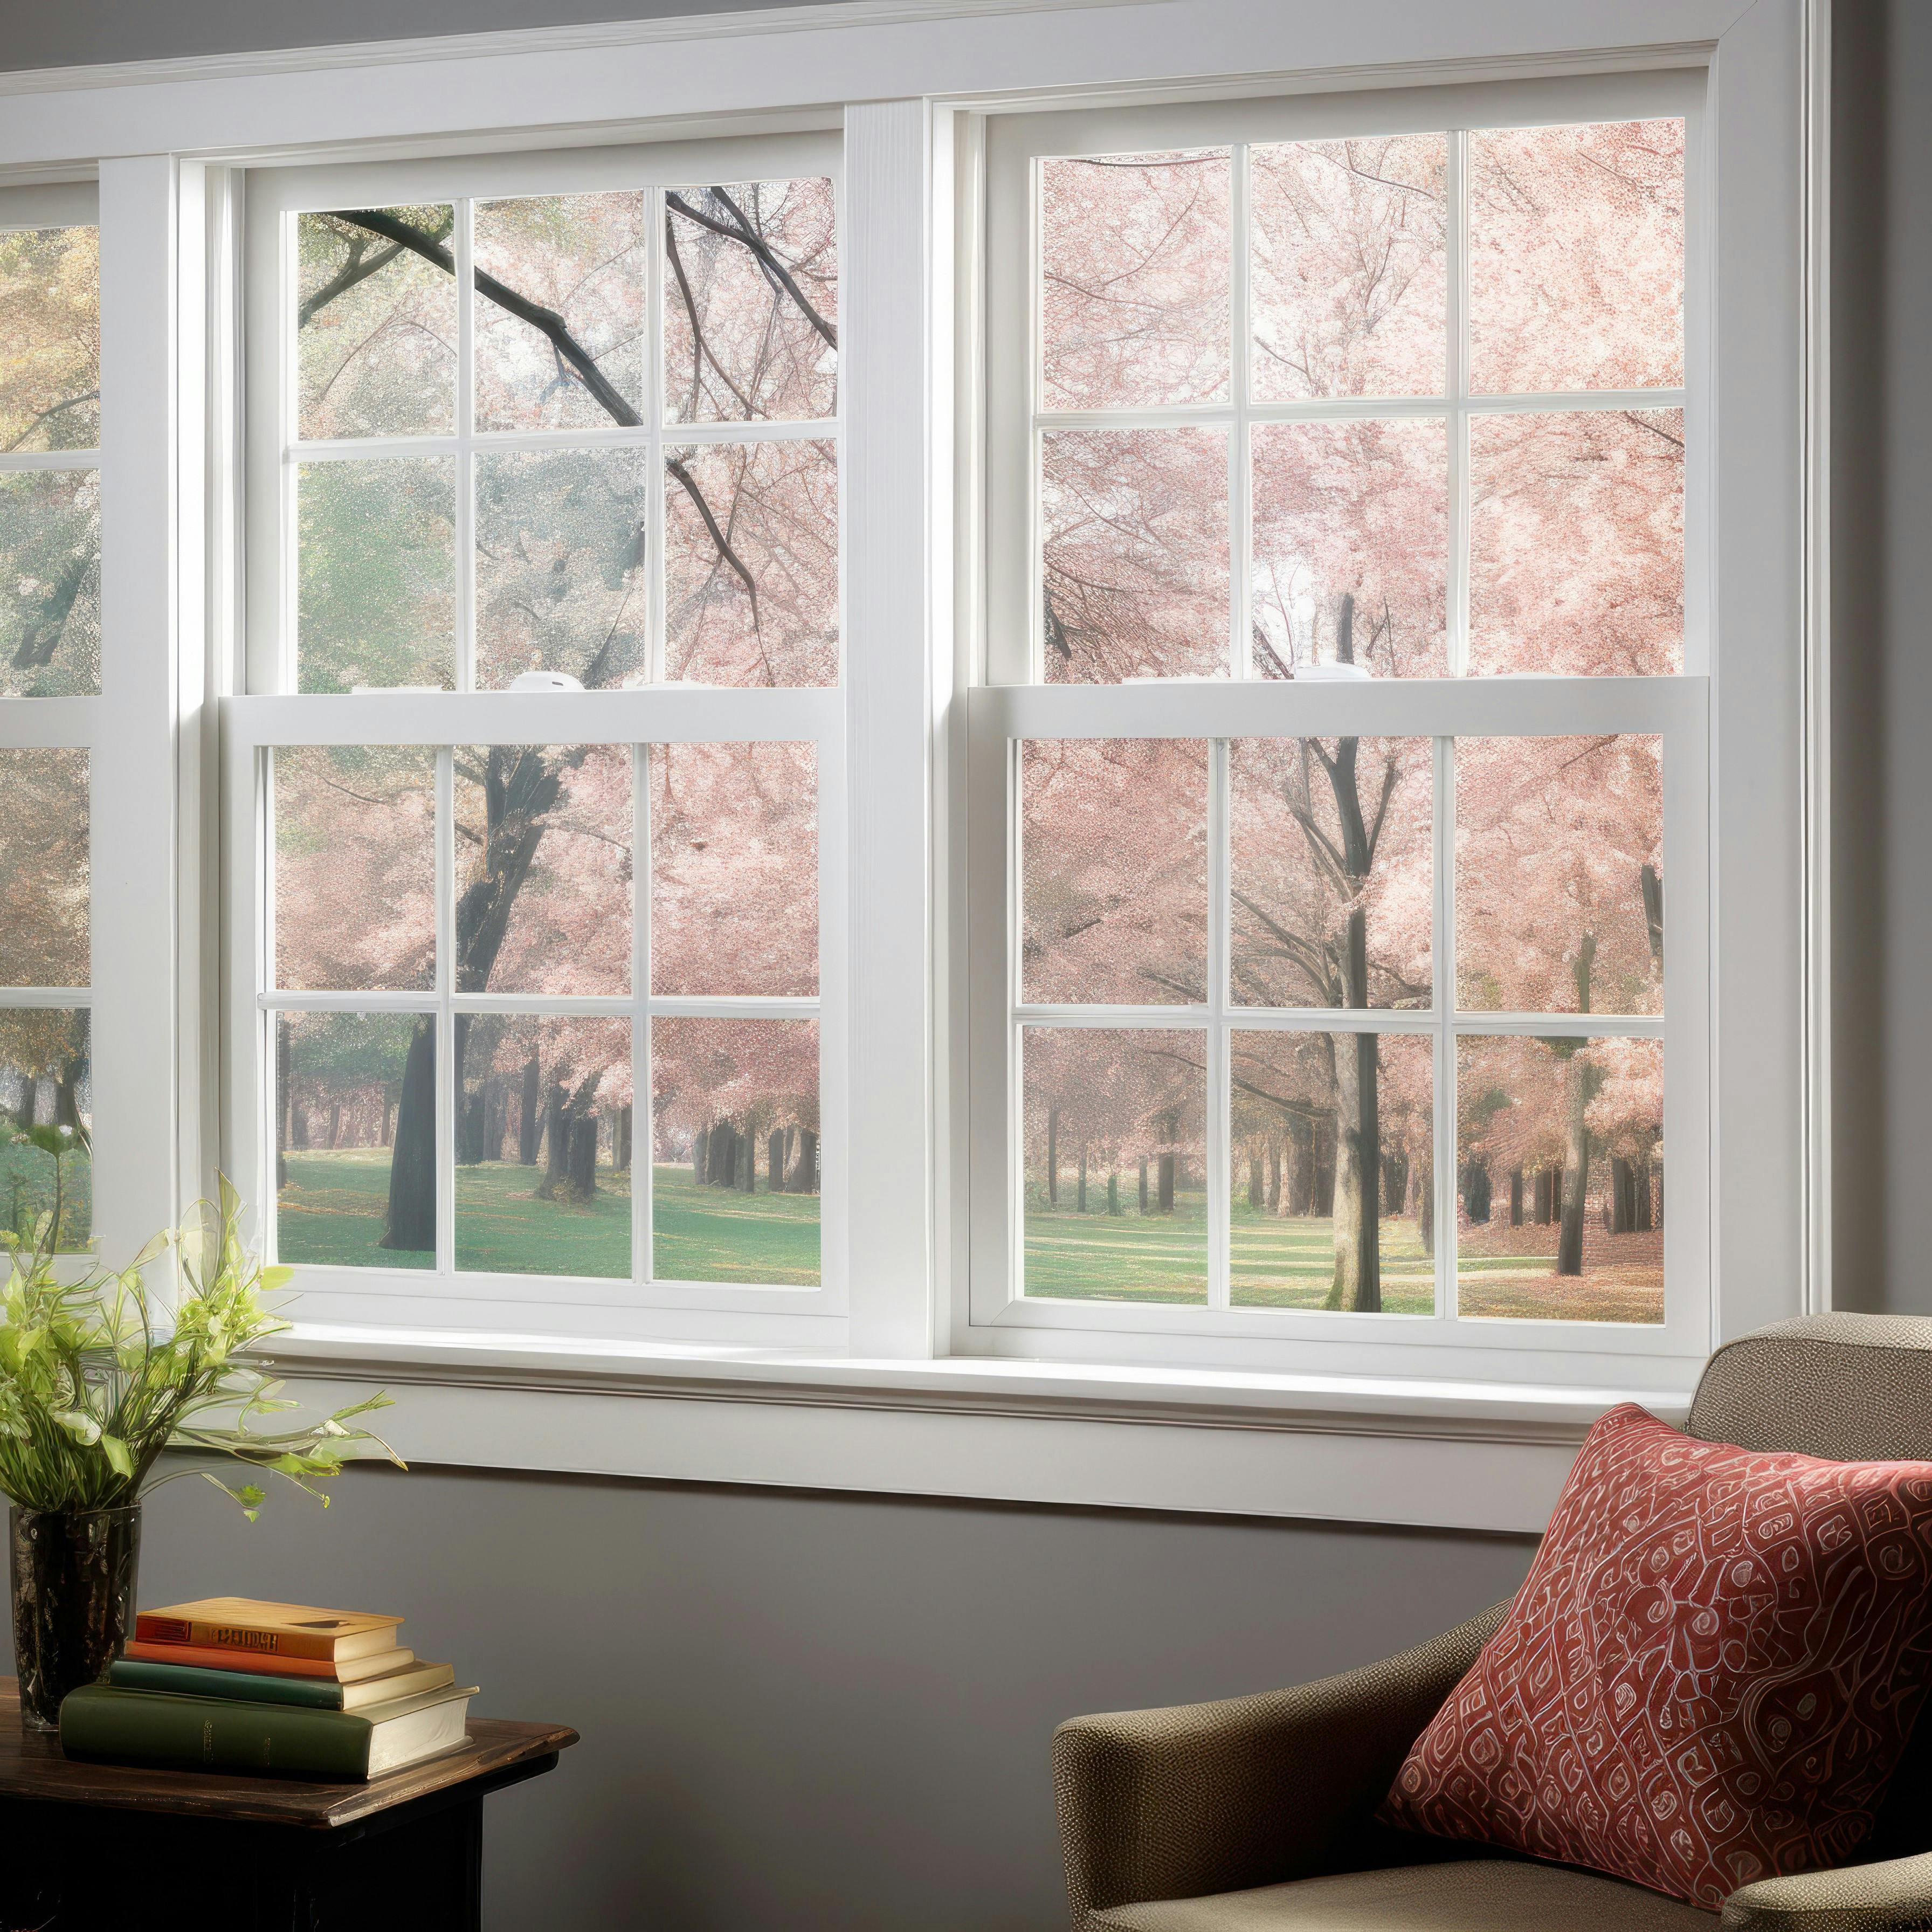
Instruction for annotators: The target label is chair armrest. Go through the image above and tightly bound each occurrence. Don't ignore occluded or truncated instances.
[1721,1854,1932,1932]
[1051,1601,1507,1928]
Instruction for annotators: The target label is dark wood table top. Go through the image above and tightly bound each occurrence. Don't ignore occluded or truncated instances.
[0,1678,578,1830]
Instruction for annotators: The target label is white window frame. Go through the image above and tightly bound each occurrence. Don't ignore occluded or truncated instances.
[224,134,851,1346]
[960,71,1714,1389]
[0,0,1820,1521]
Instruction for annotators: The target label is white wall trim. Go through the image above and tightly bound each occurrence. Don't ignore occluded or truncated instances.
[0,0,1163,98]
[1803,0,1833,1315]
[261,1325,1681,1531]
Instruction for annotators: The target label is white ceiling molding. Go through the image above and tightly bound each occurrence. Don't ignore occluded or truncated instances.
[0,0,1164,97]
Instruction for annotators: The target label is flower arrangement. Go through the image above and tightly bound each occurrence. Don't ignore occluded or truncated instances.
[0,1156,401,1518]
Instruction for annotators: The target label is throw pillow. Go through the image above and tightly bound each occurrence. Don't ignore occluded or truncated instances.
[1380,1403,1932,1908]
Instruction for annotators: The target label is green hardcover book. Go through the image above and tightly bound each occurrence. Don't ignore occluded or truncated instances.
[59,1683,476,1780]
[107,1655,457,1712]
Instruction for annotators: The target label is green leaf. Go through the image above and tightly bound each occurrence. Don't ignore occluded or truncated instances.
[99,1434,133,1479]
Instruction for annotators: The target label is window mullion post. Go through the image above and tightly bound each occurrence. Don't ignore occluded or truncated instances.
[1447,129,1471,678]
[1206,738,1230,1309]
[435,746,456,1273]
[93,156,191,1267]
[845,100,939,1356]
[454,199,476,693]
[1433,733,1456,1321]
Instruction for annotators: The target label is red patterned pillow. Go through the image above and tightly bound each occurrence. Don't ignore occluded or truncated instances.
[1381,1404,1932,1909]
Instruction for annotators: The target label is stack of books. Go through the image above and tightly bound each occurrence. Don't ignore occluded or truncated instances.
[59,1597,478,1780]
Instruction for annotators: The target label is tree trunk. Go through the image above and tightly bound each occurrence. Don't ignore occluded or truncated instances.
[1247,1155,1264,1211]
[1137,1159,1149,1215]
[712,1122,736,1189]
[1634,1155,1654,1231]
[1107,1170,1120,1216]
[1078,1147,1088,1212]
[1611,1157,1633,1234]
[1157,1153,1175,1215]
[566,1112,599,1201]
[769,1130,786,1195]
[1556,1054,1590,1276]
[1323,1026,1381,1312]
[1047,1107,1059,1206]
[616,1105,633,1173]
[1510,1168,1524,1226]
[1418,1164,1433,1258]
[694,1123,709,1184]
[786,1128,818,1195]
[1313,1120,1336,1218]
[380,1019,436,1252]
[1267,1140,1281,1210]
[518,1054,542,1164]
[382,1095,395,1147]
[740,1121,756,1192]
[485,1081,507,1162]
[537,1082,570,1200]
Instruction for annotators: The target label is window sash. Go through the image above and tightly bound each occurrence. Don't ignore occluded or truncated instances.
[222,686,848,1333]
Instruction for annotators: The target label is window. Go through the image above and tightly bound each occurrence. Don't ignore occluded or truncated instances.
[967,74,1710,1378]
[0,184,98,1251]
[228,137,845,1342]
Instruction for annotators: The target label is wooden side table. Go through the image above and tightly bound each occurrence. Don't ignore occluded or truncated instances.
[0,1676,577,1931]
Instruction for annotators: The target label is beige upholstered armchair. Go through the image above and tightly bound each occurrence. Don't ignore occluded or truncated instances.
[1052,1315,1932,1931]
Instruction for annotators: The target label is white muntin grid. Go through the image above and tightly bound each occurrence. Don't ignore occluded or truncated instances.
[255,735,829,1292]
[244,158,844,1305]
[993,109,1693,1334]
[273,185,841,696]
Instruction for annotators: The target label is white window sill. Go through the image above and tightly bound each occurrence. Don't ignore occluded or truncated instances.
[258,1323,1690,1534]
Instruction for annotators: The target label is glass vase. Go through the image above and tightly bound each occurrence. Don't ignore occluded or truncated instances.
[8,1505,141,1731]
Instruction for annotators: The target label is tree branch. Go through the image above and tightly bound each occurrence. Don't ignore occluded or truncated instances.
[666,189,837,349]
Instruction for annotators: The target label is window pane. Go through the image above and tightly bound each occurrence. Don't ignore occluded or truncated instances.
[664,438,837,687]
[1229,737,1431,1010]
[1456,1033,1662,1322]
[0,748,87,987]
[475,448,646,690]
[1469,119,1685,396]
[1022,1026,1205,1303]
[651,1017,820,1284]
[1042,427,1228,682]
[298,457,456,692]
[1456,736,1663,1016]
[1022,739,1207,1006]
[474,192,645,432]
[0,467,99,698]
[1251,418,1447,679]
[1230,1030,1432,1312]
[455,1013,632,1279]
[650,742,817,998]
[274,746,435,992]
[1040,150,1230,410]
[296,208,457,440]
[664,179,837,424]
[454,744,630,997]
[275,1011,432,1268]
[1250,137,1446,401]
[1468,409,1683,677]
[0,1008,89,1252]
[0,226,99,452]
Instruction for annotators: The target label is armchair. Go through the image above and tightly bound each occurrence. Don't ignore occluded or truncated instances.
[1053,1315,1932,1930]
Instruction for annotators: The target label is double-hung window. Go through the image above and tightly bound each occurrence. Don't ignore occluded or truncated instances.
[0,186,98,1254]
[227,134,846,1344]
[966,73,1710,1384]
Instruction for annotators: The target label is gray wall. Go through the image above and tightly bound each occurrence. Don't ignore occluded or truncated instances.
[1831,0,1932,1316]
[0,0,827,72]
[82,1466,1531,1930]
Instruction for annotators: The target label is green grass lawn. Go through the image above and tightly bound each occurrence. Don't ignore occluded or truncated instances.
[278,1151,820,1285]
[651,1165,820,1286]
[0,1139,91,1252]
[277,1150,432,1270]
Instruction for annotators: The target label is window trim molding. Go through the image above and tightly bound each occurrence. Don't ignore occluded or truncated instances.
[0,0,1821,1516]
